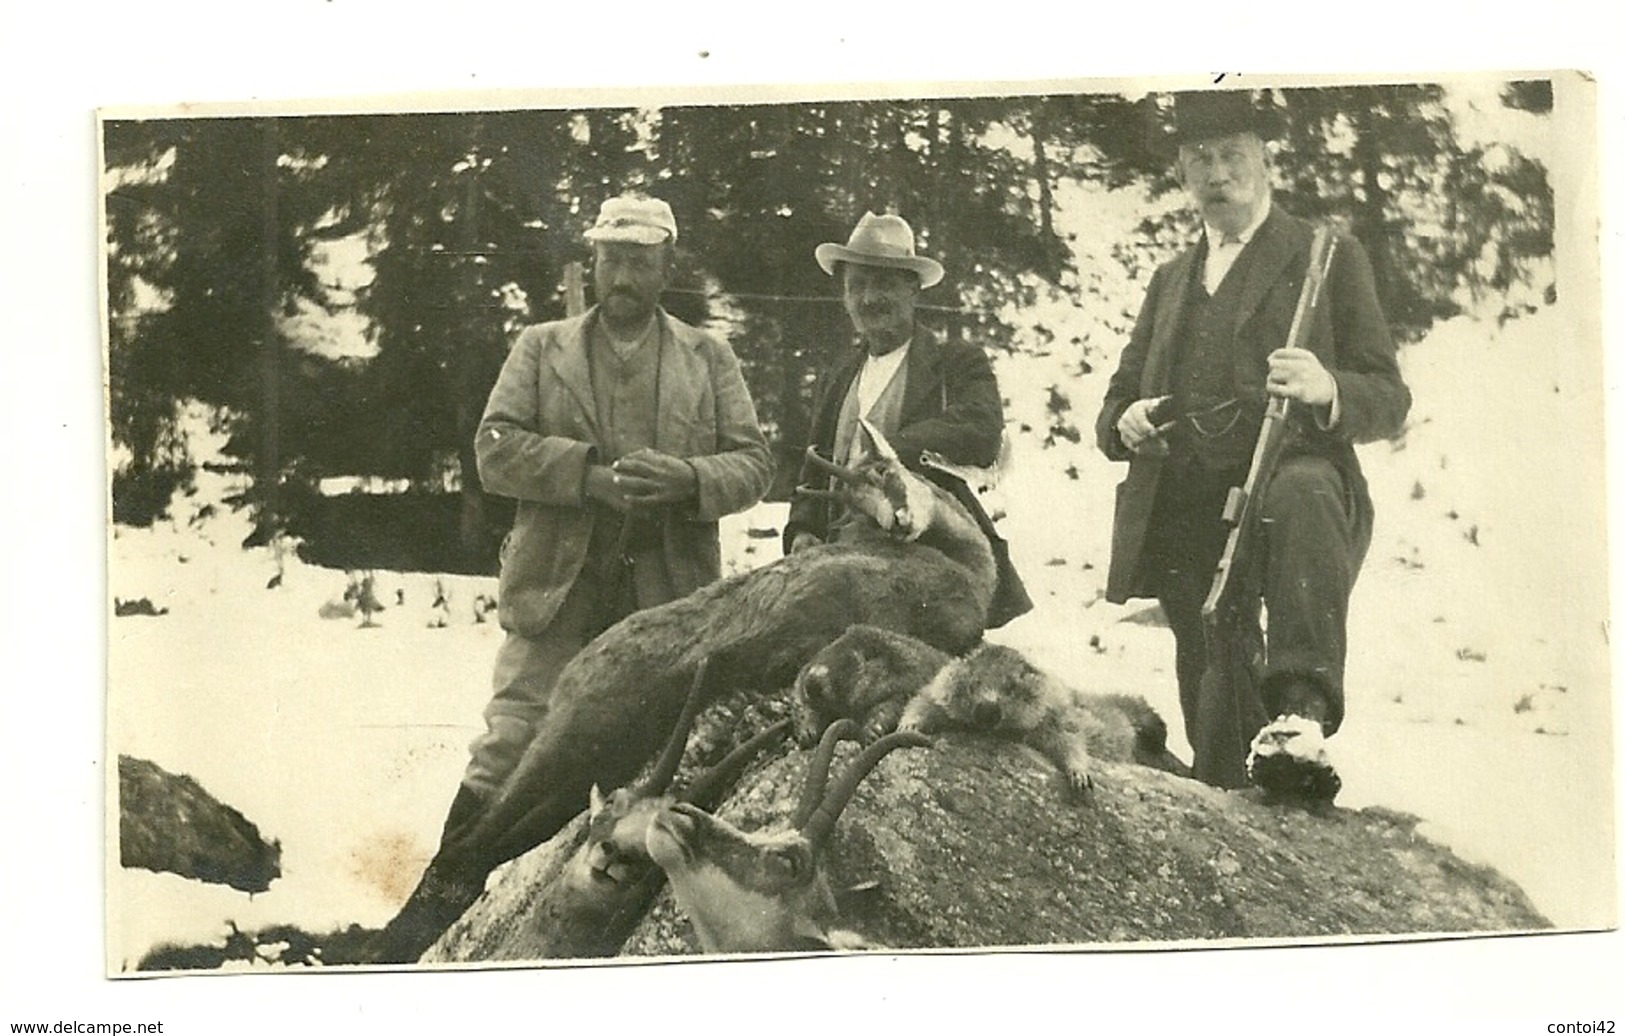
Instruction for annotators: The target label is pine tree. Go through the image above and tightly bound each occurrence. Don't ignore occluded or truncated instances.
[103,82,1554,552]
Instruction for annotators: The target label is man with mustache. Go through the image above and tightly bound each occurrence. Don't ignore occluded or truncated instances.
[785,211,1030,628]
[442,194,774,842]
[1097,91,1410,802]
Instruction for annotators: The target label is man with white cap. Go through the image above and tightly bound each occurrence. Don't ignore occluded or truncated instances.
[443,194,774,841]
[785,211,1030,627]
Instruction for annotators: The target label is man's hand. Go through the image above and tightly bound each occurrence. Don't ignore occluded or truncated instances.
[789,531,823,555]
[583,464,632,512]
[1115,395,1172,456]
[1266,348,1336,407]
[611,449,699,506]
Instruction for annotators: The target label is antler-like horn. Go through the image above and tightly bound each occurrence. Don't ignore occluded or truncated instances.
[683,719,792,810]
[791,719,863,829]
[799,730,931,849]
[856,418,901,464]
[802,445,866,486]
[635,659,711,797]
[792,486,844,502]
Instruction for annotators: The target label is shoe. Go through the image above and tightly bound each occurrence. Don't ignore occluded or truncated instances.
[1247,714,1341,807]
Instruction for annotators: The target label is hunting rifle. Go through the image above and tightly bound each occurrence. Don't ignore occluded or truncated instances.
[1194,226,1339,788]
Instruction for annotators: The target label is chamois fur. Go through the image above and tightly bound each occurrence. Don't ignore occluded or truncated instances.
[577,717,791,891]
[454,717,790,959]
[899,643,1192,800]
[368,422,996,963]
[644,724,929,954]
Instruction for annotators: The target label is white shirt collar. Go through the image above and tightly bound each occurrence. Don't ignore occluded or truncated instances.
[856,339,911,414]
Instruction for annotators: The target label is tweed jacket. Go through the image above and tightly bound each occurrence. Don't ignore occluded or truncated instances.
[477,307,773,636]
[1095,206,1411,603]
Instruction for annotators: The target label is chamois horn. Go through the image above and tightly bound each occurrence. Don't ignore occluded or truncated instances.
[856,418,901,463]
[798,730,932,849]
[683,719,793,811]
[801,446,866,486]
[791,719,863,830]
[633,660,711,798]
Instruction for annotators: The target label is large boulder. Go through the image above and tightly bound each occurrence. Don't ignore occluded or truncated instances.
[428,732,1547,961]
[118,754,281,895]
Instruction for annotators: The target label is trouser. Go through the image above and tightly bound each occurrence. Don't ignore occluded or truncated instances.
[459,538,677,800]
[1147,454,1373,787]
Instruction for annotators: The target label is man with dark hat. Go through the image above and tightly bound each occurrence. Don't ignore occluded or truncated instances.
[447,193,774,839]
[785,211,1031,628]
[1096,90,1410,800]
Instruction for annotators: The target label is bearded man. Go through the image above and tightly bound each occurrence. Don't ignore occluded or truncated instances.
[1097,91,1410,800]
[449,194,773,837]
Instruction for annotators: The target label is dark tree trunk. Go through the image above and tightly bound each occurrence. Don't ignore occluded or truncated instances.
[455,126,490,564]
[254,117,282,545]
[1350,99,1404,327]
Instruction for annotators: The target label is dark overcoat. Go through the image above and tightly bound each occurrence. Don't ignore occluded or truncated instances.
[1095,206,1411,603]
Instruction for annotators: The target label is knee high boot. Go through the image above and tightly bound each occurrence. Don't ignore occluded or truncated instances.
[437,784,487,849]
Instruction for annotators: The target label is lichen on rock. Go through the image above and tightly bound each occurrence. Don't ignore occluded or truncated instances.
[430,730,1548,962]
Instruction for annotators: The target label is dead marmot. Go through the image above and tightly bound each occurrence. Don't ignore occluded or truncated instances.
[899,643,1192,800]
[792,625,952,745]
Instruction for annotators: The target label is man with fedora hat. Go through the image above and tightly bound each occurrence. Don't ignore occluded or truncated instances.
[445,193,773,840]
[785,211,1031,628]
[1096,90,1410,800]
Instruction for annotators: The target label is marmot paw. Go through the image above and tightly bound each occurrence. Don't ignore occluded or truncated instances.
[790,707,823,749]
[1065,766,1096,805]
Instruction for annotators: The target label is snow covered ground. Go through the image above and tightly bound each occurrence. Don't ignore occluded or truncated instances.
[989,300,1615,934]
[105,176,1615,970]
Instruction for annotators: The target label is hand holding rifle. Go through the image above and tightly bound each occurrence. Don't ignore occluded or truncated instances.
[1193,227,1339,788]
[1266,347,1336,407]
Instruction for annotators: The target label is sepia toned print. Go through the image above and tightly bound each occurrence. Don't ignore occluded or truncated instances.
[100,71,1611,972]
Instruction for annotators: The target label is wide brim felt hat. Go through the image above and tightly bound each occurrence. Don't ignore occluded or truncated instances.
[815,212,944,289]
[1170,89,1286,147]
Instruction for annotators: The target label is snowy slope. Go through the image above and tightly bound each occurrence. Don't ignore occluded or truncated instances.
[981,178,1613,931]
[105,180,1614,970]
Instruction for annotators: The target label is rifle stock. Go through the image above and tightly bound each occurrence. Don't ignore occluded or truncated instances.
[1194,227,1339,786]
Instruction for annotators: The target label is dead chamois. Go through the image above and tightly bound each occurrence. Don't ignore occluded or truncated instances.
[578,664,791,898]
[437,663,791,960]
[370,421,993,963]
[386,667,788,964]
[451,419,991,870]
[645,719,931,954]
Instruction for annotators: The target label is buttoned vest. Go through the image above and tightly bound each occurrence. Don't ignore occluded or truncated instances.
[1169,241,1265,472]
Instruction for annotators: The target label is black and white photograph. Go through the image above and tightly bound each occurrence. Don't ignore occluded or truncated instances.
[98,71,1611,974]
[3,7,1620,1028]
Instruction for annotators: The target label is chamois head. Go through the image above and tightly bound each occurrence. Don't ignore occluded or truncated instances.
[578,660,789,890]
[644,719,931,953]
[798,419,940,543]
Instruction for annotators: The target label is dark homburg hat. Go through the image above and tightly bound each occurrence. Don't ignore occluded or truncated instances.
[1171,89,1285,146]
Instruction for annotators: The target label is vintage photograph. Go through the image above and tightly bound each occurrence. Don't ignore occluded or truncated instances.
[100,72,1613,973]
